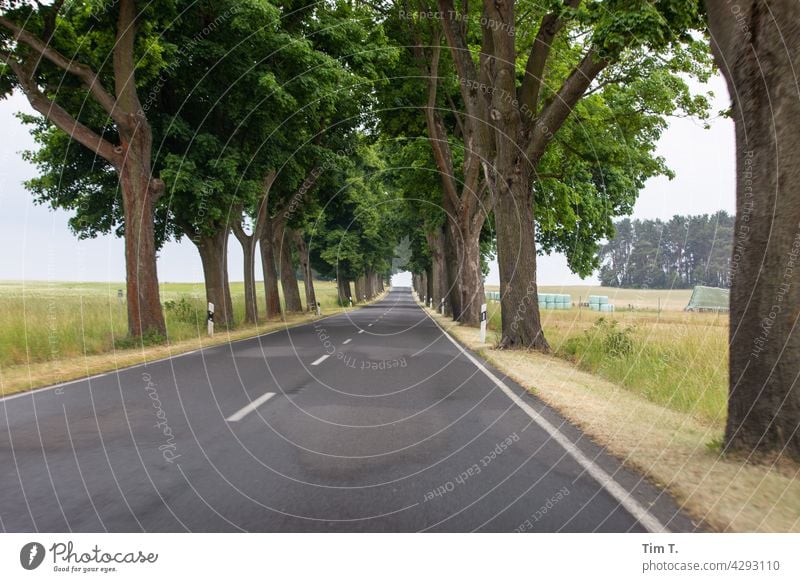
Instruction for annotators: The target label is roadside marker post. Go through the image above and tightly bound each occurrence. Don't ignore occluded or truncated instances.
[440,299,445,315]
[480,303,487,343]
[316,301,321,316]
[207,302,215,337]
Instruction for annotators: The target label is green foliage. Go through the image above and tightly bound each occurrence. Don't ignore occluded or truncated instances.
[599,212,735,288]
[164,297,201,325]
[114,330,168,350]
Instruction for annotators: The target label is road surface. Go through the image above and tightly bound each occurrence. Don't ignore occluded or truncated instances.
[0,287,697,532]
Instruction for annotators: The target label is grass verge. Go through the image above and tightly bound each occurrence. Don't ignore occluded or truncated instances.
[425,306,800,533]
[0,287,388,398]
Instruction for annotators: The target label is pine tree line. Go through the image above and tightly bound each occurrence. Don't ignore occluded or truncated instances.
[598,211,734,289]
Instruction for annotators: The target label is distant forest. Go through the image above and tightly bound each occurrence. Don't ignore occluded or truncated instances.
[598,211,734,289]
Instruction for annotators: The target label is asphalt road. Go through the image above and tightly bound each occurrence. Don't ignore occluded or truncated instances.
[0,287,697,532]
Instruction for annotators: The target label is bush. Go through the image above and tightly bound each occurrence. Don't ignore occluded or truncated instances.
[595,318,636,357]
[114,330,167,350]
[164,297,201,325]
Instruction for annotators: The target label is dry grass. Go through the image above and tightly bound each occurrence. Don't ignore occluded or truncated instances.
[485,302,729,425]
[426,307,800,532]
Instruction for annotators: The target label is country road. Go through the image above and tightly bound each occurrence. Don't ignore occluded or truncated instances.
[0,287,697,532]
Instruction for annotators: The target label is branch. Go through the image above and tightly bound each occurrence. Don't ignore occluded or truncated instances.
[253,170,277,241]
[528,47,608,163]
[5,56,122,166]
[0,15,122,123]
[113,0,144,118]
[518,0,581,117]
[230,210,252,245]
[408,15,461,211]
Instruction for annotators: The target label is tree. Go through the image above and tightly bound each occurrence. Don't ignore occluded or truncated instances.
[433,0,709,348]
[706,1,800,458]
[1,0,169,337]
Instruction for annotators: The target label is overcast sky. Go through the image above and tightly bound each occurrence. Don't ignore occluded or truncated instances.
[0,74,735,286]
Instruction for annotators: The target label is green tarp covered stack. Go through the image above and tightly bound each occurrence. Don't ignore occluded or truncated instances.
[538,293,572,310]
[685,286,730,312]
[589,295,614,312]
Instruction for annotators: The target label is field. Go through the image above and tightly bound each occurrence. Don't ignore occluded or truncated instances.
[0,279,342,370]
[485,284,694,311]
[484,286,728,426]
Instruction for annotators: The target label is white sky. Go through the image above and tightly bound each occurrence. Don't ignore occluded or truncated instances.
[0,75,734,285]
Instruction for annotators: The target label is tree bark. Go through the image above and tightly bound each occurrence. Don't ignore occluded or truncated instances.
[365,269,376,298]
[426,226,447,311]
[707,0,800,458]
[443,224,462,318]
[494,166,549,350]
[274,222,303,313]
[292,229,317,311]
[259,220,282,319]
[194,229,234,328]
[337,276,352,305]
[354,276,365,303]
[231,217,258,324]
[119,147,167,337]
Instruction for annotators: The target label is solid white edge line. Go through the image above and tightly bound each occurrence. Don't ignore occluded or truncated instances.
[311,354,330,366]
[343,339,352,345]
[226,392,276,422]
[421,306,669,534]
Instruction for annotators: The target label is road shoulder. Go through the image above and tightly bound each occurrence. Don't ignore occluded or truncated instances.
[421,303,800,533]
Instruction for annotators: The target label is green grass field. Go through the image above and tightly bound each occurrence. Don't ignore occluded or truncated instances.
[0,279,341,369]
[484,286,728,425]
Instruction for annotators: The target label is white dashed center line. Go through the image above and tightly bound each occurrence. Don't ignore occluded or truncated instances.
[311,354,330,366]
[343,339,352,345]
[226,392,276,422]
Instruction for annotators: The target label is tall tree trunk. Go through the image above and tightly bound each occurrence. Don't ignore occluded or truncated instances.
[707,0,800,458]
[425,265,434,306]
[426,227,447,311]
[292,229,316,312]
[337,276,352,306]
[456,221,485,326]
[194,228,234,328]
[443,224,462,318]
[259,221,281,318]
[231,219,258,324]
[354,276,365,303]
[120,153,167,337]
[365,269,375,298]
[494,164,549,350]
[274,223,303,313]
